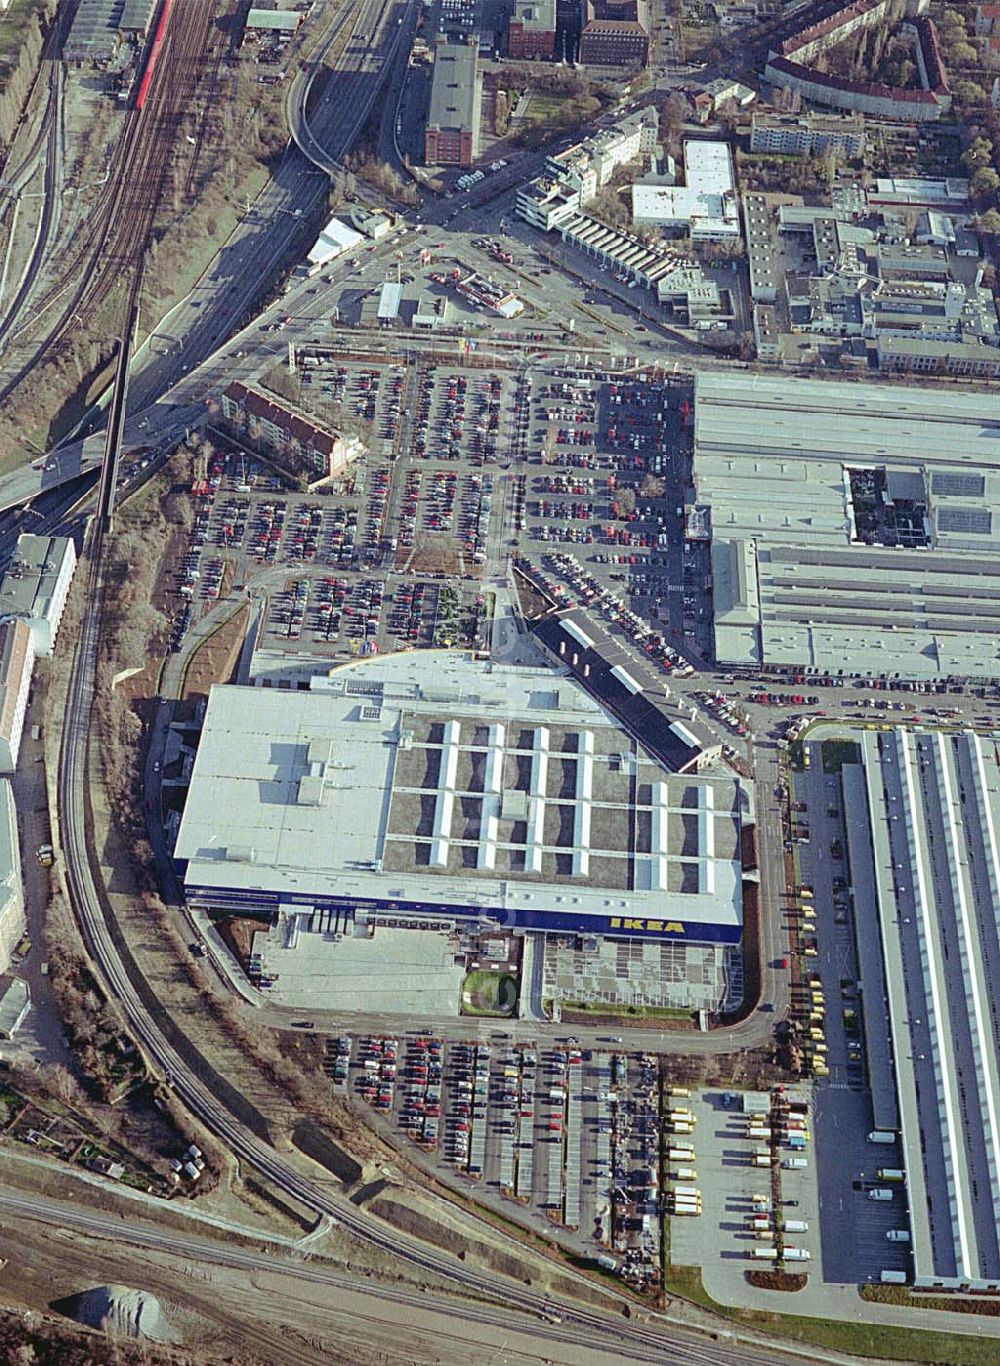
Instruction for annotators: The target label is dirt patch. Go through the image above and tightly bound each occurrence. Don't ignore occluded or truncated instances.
[747,1269,807,1291]
[181,603,250,702]
[116,660,164,709]
[276,1029,327,1075]
[368,1192,536,1284]
[862,1283,1000,1315]
[560,1006,694,1030]
[292,1120,365,1187]
[512,567,556,620]
[403,543,463,576]
[215,915,264,967]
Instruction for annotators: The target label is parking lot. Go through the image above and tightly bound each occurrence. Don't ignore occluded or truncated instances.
[163,355,720,698]
[340,1033,662,1290]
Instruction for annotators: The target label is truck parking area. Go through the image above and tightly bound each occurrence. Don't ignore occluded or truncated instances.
[667,1089,822,1292]
[790,738,912,1285]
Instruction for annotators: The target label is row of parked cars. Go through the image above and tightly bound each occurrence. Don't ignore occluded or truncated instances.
[399,1035,444,1150]
[443,1041,491,1175]
[355,1035,398,1112]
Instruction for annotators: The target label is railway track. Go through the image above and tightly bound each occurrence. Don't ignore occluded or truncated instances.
[46,7,832,1360]
[181,1,238,202]
[0,3,224,405]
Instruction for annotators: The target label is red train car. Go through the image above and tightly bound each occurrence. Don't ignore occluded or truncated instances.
[136,0,175,111]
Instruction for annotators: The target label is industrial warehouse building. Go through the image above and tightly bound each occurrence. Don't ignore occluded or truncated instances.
[174,652,746,947]
[694,374,1000,679]
[841,726,1000,1290]
[306,216,364,271]
[631,141,739,243]
[64,0,157,63]
[530,607,721,774]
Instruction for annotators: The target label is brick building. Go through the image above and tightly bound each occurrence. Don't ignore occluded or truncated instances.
[424,38,482,167]
[578,0,649,66]
[220,383,357,485]
[507,0,557,58]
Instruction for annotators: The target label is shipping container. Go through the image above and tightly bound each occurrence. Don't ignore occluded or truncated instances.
[750,1246,778,1260]
[783,1247,811,1262]
[784,1219,809,1233]
[877,1168,905,1183]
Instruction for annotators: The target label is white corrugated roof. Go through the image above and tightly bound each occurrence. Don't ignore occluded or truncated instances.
[307,217,364,266]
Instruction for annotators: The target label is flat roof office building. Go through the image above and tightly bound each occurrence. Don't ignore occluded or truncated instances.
[0,534,77,657]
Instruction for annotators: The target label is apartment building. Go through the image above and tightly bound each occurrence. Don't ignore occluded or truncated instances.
[0,619,34,774]
[750,111,866,158]
[220,383,357,483]
[0,781,25,977]
[0,534,77,657]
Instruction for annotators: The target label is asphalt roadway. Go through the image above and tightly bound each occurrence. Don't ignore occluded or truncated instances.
[0,0,411,514]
